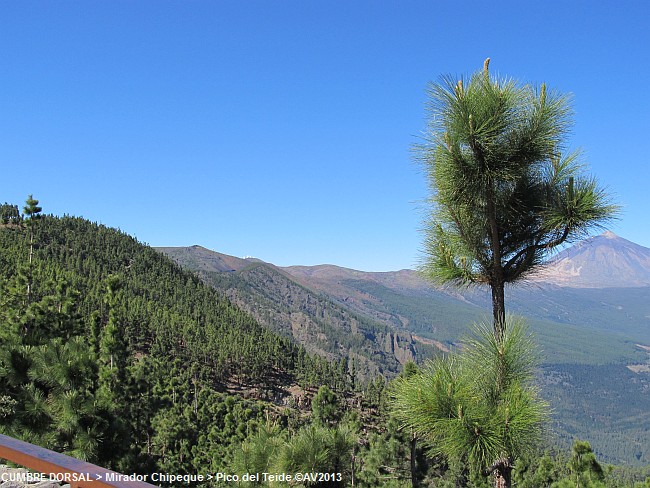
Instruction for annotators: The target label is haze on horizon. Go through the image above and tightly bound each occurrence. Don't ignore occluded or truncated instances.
[1,1,648,272]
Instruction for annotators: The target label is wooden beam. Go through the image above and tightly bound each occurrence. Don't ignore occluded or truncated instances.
[0,434,156,488]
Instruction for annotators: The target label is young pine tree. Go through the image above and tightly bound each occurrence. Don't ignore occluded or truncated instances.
[417,59,617,337]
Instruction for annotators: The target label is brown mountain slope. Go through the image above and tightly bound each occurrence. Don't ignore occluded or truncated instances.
[156,245,254,272]
[530,231,650,288]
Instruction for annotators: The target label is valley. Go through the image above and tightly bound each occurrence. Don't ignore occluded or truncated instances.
[159,231,650,465]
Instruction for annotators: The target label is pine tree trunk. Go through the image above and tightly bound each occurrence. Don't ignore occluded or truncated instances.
[491,279,506,338]
[493,467,511,488]
[27,226,34,303]
[487,458,512,488]
[410,431,418,487]
[486,179,506,339]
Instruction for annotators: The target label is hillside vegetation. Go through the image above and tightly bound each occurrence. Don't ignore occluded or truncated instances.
[160,246,439,380]
[163,245,650,466]
[0,210,352,473]
[1,201,649,486]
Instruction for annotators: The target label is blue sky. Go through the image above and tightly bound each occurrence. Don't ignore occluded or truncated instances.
[1,1,648,271]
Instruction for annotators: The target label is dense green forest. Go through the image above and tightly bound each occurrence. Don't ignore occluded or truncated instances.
[0,200,351,473]
[1,199,650,487]
[172,253,439,380]
[539,364,650,465]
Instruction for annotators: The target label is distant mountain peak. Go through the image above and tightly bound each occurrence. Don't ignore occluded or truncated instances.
[530,231,650,288]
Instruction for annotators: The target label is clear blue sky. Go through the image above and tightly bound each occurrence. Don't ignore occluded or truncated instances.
[2,1,648,271]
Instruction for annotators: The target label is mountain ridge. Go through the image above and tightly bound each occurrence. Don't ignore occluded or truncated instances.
[159,230,650,359]
[280,231,650,290]
[161,231,650,290]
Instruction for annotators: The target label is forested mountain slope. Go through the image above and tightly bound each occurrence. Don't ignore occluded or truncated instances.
[161,244,648,366]
[0,214,352,473]
[161,242,650,466]
[2,206,650,481]
[159,246,438,380]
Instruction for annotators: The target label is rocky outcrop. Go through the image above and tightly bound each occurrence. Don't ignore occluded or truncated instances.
[162,257,429,378]
[382,331,416,365]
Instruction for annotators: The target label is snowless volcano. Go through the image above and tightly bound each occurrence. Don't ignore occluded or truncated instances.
[532,231,650,288]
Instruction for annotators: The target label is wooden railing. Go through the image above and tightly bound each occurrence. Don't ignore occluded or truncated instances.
[0,434,157,488]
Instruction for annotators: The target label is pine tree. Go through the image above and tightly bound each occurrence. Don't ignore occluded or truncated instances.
[229,422,286,483]
[565,441,606,488]
[0,203,21,225]
[391,320,547,488]
[97,274,128,405]
[22,195,42,303]
[417,59,617,337]
[311,385,341,427]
